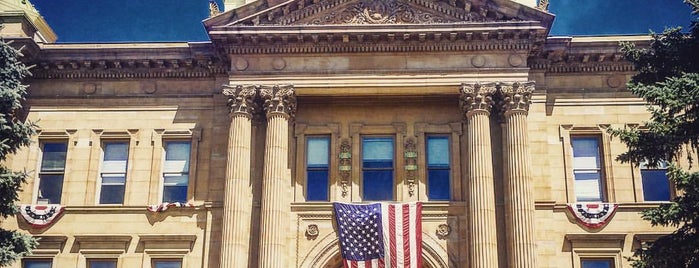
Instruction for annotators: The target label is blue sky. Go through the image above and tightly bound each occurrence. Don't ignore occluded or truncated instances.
[31,0,694,43]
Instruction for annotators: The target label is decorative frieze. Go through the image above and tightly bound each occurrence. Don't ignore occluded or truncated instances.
[31,57,226,79]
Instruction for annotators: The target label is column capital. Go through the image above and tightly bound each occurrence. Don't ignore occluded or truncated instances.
[260,85,296,120]
[223,85,258,118]
[499,81,535,115]
[460,82,497,116]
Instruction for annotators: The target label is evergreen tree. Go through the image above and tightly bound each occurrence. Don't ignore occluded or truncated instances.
[0,40,38,266]
[610,1,699,267]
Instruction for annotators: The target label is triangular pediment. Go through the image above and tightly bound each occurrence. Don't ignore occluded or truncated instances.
[205,0,553,28]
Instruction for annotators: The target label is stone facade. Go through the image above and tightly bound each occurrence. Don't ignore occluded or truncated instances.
[0,0,682,267]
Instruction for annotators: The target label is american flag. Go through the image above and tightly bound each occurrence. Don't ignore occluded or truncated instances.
[333,202,423,268]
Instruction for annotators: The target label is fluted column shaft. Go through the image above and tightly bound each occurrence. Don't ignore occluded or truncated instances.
[501,82,537,268]
[258,85,296,268]
[460,83,499,267]
[220,86,257,268]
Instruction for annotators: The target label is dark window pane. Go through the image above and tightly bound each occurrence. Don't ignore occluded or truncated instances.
[363,160,393,169]
[163,186,188,202]
[363,170,393,200]
[38,175,64,204]
[24,259,52,268]
[153,260,182,268]
[581,259,613,268]
[99,185,125,204]
[428,169,450,200]
[642,170,671,201]
[307,170,329,201]
[88,260,117,268]
[41,143,67,171]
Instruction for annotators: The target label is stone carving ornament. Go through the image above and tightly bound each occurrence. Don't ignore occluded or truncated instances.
[499,82,535,114]
[338,139,352,197]
[459,82,497,115]
[223,85,258,117]
[259,85,297,119]
[404,137,418,196]
[436,223,451,239]
[306,224,320,239]
[309,0,458,25]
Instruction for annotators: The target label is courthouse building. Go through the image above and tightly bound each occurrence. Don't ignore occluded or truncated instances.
[0,0,681,267]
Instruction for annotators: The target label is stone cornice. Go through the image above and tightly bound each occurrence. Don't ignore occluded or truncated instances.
[26,42,227,79]
[529,35,650,74]
[211,22,548,54]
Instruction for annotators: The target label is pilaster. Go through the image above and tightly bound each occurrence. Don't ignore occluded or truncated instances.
[500,81,537,268]
[220,85,257,268]
[459,82,499,268]
[258,85,296,268]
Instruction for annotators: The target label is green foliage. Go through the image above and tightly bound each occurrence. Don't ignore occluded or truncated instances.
[0,39,38,266]
[610,1,699,267]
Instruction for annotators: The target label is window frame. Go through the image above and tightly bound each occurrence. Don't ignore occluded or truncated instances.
[565,233,624,268]
[580,258,615,268]
[361,136,396,201]
[97,141,130,205]
[425,135,452,201]
[22,258,54,268]
[415,122,462,202]
[637,160,674,202]
[571,135,607,202]
[293,123,340,202]
[560,125,615,203]
[305,135,331,201]
[151,129,200,204]
[161,140,192,203]
[86,258,118,268]
[151,259,183,268]
[350,123,406,201]
[35,140,69,205]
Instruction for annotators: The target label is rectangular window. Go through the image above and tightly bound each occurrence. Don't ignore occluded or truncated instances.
[362,137,394,201]
[152,259,182,268]
[572,137,605,202]
[581,259,614,268]
[162,141,190,203]
[306,136,330,201]
[640,160,671,201]
[88,259,117,268]
[427,136,450,200]
[99,142,128,204]
[38,142,68,204]
[23,259,52,268]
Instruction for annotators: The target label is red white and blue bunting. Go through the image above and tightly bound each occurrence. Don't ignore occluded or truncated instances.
[18,205,65,228]
[566,203,618,229]
[147,202,194,212]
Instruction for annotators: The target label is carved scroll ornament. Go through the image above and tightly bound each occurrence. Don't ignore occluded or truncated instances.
[259,85,297,119]
[404,137,418,196]
[223,85,258,117]
[309,0,458,25]
[459,82,497,116]
[338,139,352,197]
[499,81,535,114]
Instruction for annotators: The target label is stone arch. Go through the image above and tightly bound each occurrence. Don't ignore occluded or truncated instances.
[300,232,453,268]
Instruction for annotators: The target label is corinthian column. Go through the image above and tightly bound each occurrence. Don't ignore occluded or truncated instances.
[220,85,257,268]
[258,85,296,268]
[460,83,499,268]
[500,82,537,268]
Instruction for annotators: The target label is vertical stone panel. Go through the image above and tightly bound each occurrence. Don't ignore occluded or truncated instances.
[460,83,500,267]
[258,85,296,268]
[500,82,537,268]
[220,85,257,268]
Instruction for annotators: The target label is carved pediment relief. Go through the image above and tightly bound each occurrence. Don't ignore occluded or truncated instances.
[222,0,544,27]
